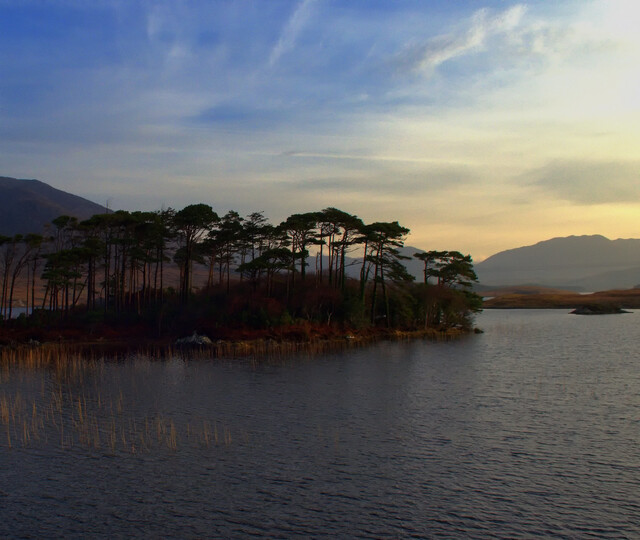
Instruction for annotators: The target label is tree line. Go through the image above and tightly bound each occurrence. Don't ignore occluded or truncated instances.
[0,205,481,332]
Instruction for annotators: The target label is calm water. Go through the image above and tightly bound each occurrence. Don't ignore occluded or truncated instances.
[1,310,639,538]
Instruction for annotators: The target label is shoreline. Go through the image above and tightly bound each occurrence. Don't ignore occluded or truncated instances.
[482,288,640,310]
[0,327,473,362]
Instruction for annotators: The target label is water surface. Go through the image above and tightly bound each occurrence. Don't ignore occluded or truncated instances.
[1,310,639,538]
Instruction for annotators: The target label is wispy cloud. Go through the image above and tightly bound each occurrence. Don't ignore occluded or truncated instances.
[281,150,474,166]
[269,0,318,67]
[524,160,640,204]
[284,162,475,195]
[395,5,527,74]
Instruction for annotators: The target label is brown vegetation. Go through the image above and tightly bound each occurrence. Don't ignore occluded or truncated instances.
[481,285,579,296]
[483,288,640,309]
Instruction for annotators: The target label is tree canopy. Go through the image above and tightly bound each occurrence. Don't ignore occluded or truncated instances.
[0,203,481,336]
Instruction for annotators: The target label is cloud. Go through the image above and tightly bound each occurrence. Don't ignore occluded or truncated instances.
[284,163,475,196]
[281,150,466,166]
[2,1,640,257]
[524,160,640,204]
[391,2,623,92]
[395,5,527,74]
[192,104,287,129]
[269,0,318,67]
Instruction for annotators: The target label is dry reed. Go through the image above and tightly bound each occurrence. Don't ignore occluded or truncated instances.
[0,328,466,453]
[0,345,237,454]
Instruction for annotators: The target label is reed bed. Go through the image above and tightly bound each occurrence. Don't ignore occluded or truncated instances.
[0,346,237,454]
[0,329,466,453]
[1,324,465,367]
[0,384,237,453]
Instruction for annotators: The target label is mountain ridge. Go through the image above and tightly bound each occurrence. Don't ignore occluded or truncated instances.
[0,176,106,235]
[476,234,640,291]
[3,176,638,292]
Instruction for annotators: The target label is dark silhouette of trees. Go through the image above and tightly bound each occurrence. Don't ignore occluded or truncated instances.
[436,251,478,288]
[414,250,446,284]
[172,204,218,302]
[216,211,243,293]
[23,234,44,317]
[414,250,477,287]
[0,201,481,335]
[359,221,412,325]
[0,234,43,319]
[413,250,480,328]
[280,212,320,285]
[317,208,364,289]
[237,211,271,284]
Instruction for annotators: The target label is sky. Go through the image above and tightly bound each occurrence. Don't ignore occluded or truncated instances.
[1,0,639,260]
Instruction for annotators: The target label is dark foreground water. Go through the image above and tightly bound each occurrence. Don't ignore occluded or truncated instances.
[1,310,639,538]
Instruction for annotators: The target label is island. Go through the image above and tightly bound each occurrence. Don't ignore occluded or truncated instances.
[570,305,630,315]
[0,205,482,357]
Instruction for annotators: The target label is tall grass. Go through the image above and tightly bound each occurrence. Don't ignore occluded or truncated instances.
[0,385,236,453]
[0,345,237,453]
[0,329,464,452]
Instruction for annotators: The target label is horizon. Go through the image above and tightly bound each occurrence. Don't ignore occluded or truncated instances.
[1,1,639,260]
[7,172,638,265]
[5,174,639,263]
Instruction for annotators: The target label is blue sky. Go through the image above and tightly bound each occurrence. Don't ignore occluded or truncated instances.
[1,0,639,258]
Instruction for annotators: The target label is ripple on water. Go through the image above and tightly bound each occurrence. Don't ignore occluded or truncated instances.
[1,309,640,537]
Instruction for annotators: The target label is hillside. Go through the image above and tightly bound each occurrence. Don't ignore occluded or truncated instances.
[0,176,106,236]
[476,235,640,291]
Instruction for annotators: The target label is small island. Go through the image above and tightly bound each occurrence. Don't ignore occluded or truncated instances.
[570,305,630,315]
[0,205,482,357]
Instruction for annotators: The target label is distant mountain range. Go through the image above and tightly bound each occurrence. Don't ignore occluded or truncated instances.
[2,176,638,291]
[475,235,640,291]
[0,176,106,236]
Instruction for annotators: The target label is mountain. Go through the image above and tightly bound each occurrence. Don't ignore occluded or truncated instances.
[476,235,640,291]
[6,177,635,292]
[0,176,106,236]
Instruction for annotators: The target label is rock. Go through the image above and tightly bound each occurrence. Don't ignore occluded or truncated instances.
[175,331,213,346]
[570,305,630,315]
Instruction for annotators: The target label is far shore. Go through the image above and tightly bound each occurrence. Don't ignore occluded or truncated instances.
[482,287,640,310]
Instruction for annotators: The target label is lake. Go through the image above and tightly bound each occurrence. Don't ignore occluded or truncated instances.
[1,309,639,538]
